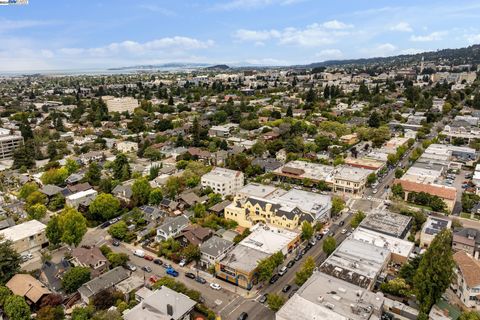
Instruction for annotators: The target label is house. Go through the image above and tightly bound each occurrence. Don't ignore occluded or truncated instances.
[175,225,212,247]
[339,133,359,145]
[453,228,480,258]
[201,167,244,197]
[6,274,52,306]
[420,216,452,247]
[112,181,133,203]
[139,205,166,222]
[0,220,48,255]
[39,259,71,293]
[0,217,15,231]
[71,246,110,278]
[452,251,480,310]
[65,189,98,209]
[124,286,196,320]
[65,173,84,185]
[199,235,234,268]
[156,215,190,242]
[251,158,283,172]
[78,267,130,303]
[117,141,139,153]
[39,184,63,198]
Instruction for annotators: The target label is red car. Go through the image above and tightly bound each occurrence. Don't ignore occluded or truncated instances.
[144,255,154,261]
[149,275,159,283]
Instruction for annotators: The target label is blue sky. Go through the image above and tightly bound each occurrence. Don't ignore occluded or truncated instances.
[1,0,480,71]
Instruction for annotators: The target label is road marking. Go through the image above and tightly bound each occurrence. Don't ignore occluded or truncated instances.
[219,296,241,313]
[226,299,248,316]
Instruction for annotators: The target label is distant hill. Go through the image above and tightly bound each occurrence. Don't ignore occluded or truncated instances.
[301,44,480,69]
[204,64,230,70]
[108,62,210,71]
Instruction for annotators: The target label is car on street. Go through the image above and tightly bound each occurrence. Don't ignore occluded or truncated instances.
[309,238,316,246]
[195,276,206,284]
[278,266,288,276]
[321,228,330,235]
[316,233,323,240]
[294,253,303,261]
[259,294,268,304]
[286,260,295,268]
[166,267,179,277]
[185,272,196,279]
[372,189,378,194]
[133,249,145,258]
[282,284,292,292]
[288,288,298,298]
[125,262,137,271]
[144,255,154,261]
[237,312,249,320]
[153,258,162,265]
[142,266,152,273]
[341,229,347,234]
[269,274,280,284]
[149,275,159,283]
[301,248,307,255]
[210,283,222,290]
[100,221,111,229]
[339,220,345,226]
[179,259,187,267]
[21,253,33,262]
[162,263,172,269]
[112,239,120,246]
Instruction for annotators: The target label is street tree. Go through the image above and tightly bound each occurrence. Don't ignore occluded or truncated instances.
[89,193,120,221]
[108,221,128,241]
[323,236,336,256]
[351,211,366,229]
[295,256,315,286]
[59,207,88,247]
[267,293,286,311]
[301,221,314,240]
[331,197,345,216]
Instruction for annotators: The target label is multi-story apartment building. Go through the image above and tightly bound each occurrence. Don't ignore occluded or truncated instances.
[333,166,373,195]
[0,128,23,159]
[101,96,139,113]
[201,167,244,197]
[452,251,480,310]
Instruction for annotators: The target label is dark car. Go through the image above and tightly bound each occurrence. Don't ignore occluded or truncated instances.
[288,288,298,298]
[238,312,249,320]
[300,248,307,255]
[153,259,162,265]
[282,284,291,293]
[316,233,323,240]
[195,276,207,284]
[185,272,196,279]
[141,266,152,273]
[100,221,111,229]
[339,220,345,226]
[286,260,295,268]
[259,294,268,304]
[112,239,120,246]
[269,274,280,284]
[294,253,303,261]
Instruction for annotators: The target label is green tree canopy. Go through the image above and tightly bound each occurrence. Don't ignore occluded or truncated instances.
[62,267,91,293]
[0,237,20,284]
[59,207,88,246]
[46,215,62,246]
[351,211,366,229]
[132,177,152,206]
[4,295,30,320]
[295,256,316,286]
[301,221,314,240]
[108,221,128,241]
[89,193,120,221]
[267,293,286,311]
[323,236,336,256]
[84,162,102,186]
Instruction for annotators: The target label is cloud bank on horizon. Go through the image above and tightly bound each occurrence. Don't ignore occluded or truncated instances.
[0,0,480,71]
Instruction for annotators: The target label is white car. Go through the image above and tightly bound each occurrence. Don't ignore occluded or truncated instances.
[341,229,347,234]
[372,189,378,194]
[210,283,222,290]
[179,259,187,267]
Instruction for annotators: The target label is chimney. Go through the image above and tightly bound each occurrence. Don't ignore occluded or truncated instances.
[167,304,174,316]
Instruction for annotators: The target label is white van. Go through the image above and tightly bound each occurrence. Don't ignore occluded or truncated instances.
[133,249,145,258]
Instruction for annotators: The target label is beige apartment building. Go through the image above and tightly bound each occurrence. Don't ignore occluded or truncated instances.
[0,220,48,254]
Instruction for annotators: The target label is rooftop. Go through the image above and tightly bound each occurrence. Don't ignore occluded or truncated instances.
[333,165,374,182]
[0,219,46,243]
[422,216,452,236]
[453,251,480,288]
[202,167,242,182]
[236,183,279,199]
[274,160,335,182]
[360,210,412,238]
[352,227,414,258]
[200,235,234,257]
[219,243,269,273]
[240,223,299,255]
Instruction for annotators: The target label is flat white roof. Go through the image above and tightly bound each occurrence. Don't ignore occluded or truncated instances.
[237,183,279,199]
[202,167,242,182]
[240,223,299,255]
[352,227,414,258]
[0,220,46,243]
[66,189,97,200]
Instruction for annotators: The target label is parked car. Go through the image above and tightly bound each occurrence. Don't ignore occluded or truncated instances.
[341,229,347,234]
[179,259,187,267]
[210,283,222,290]
[294,253,303,261]
[166,267,179,277]
[282,284,291,293]
[238,312,249,320]
[144,255,154,261]
[316,233,323,240]
[278,266,288,276]
[153,259,162,265]
[195,276,206,284]
[149,275,159,283]
[100,221,111,229]
[185,272,196,279]
[133,249,145,258]
[288,288,298,298]
[125,263,137,271]
[269,274,280,284]
[309,239,316,246]
[259,294,268,304]
[286,260,295,268]
[162,263,172,269]
[112,239,120,247]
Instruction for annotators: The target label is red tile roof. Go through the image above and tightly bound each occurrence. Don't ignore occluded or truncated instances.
[394,179,457,200]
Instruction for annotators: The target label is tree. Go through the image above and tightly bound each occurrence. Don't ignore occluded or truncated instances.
[71,306,95,320]
[0,237,20,284]
[132,177,152,206]
[143,147,162,161]
[112,153,130,181]
[108,221,128,240]
[4,295,30,320]
[41,167,69,186]
[46,215,62,246]
[251,142,267,157]
[367,173,377,186]
[392,183,404,198]
[27,203,47,220]
[0,285,11,306]
[92,289,122,310]
[387,153,399,166]
[89,193,120,221]
[18,182,38,199]
[331,196,345,216]
[149,188,163,205]
[459,311,480,320]
[286,106,293,117]
[36,306,65,320]
[85,162,102,186]
[62,267,91,293]
[414,229,454,314]
[58,207,87,246]
[323,236,336,256]
[380,278,411,297]
[99,178,113,194]
[183,244,201,262]
[301,221,314,240]
[395,168,404,179]
[351,211,366,228]
[295,256,315,286]
[257,252,284,282]
[368,111,381,128]
[267,293,286,311]
[65,158,80,175]
[26,190,47,207]
[106,252,129,268]
[149,165,160,180]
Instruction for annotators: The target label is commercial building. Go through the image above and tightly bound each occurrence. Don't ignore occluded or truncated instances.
[332,166,374,195]
[420,216,452,248]
[102,96,139,113]
[201,167,244,197]
[319,238,390,290]
[344,156,386,171]
[359,210,412,239]
[0,219,48,254]
[276,272,385,320]
[225,188,331,229]
[124,286,196,320]
[452,251,480,310]
[0,128,23,159]
[273,160,335,185]
[215,223,300,289]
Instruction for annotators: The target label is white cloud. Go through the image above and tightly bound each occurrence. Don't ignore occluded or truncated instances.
[139,4,175,16]
[465,33,480,44]
[390,22,413,32]
[322,20,353,30]
[212,0,303,11]
[400,48,424,55]
[0,18,57,33]
[410,31,446,42]
[361,43,396,57]
[315,49,343,61]
[233,21,352,47]
[244,58,288,65]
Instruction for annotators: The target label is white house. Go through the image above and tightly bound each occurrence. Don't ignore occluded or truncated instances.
[201,167,244,197]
